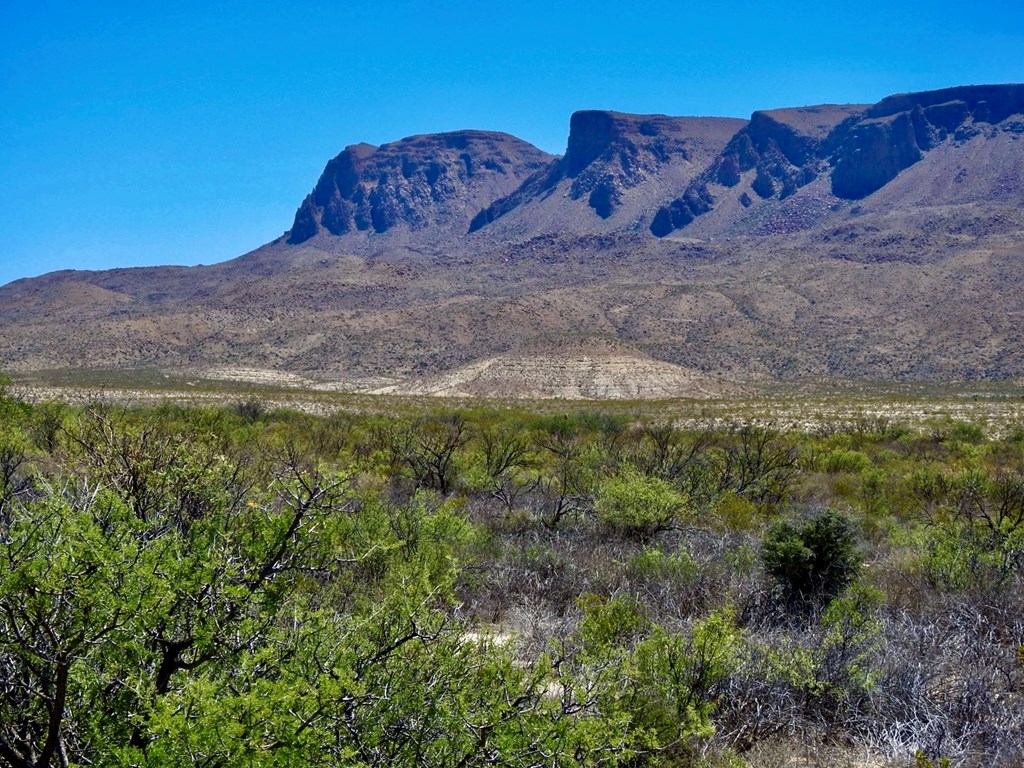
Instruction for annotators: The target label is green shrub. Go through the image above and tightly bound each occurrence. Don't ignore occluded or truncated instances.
[821,448,870,474]
[761,509,862,604]
[0,425,31,499]
[948,420,985,444]
[919,520,1023,592]
[577,593,650,650]
[715,491,759,531]
[915,750,952,768]
[626,546,697,586]
[595,467,689,539]
[858,467,889,520]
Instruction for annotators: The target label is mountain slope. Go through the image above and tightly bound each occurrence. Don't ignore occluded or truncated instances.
[652,83,1024,238]
[468,111,746,239]
[286,130,553,251]
[2,84,1023,396]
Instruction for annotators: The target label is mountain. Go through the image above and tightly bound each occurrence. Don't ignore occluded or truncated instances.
[649,104,865,236]
[468,111,745,238]
[286,130,553,251]
[2,84,1023,398]
[650,84,1024,238]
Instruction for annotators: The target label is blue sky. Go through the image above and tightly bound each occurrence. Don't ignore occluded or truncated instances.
[2,0,1023,286]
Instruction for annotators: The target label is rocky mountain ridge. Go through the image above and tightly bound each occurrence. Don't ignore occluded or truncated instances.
[469,111,745,233]
[284,83,1024,250]
[650,84,1024,237]
[2,83,1023,398]
[649,104,865,236]
[287,130,552,245]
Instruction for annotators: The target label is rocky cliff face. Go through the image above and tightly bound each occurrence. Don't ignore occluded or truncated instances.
[831,84,1024,198]
[470,111,744,231]
[288,131,551,244]
[562,111,706,218]
[650,84,1024,237]
[830,112,924,199]
[651,105,864,236]
[293,89,1022,246]
[867,84,1024,124]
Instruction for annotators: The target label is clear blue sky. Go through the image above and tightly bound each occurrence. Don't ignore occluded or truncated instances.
[2,0,1022,286]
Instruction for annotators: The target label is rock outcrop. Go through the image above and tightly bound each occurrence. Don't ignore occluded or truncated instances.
[288,131,551,244]
[650,84,1024,237]
[830,112,925,199]
[651,105,864,236]
[470,111,744,231]
[831,84,1024,198]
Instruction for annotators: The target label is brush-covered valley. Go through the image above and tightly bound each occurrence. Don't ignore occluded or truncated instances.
[1,376,1022,768]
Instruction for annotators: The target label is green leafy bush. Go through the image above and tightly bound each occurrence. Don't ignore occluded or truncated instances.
[626,546,697,586]
[595,467,689,539]
[948,420,986,444]
[821,448,870,474]
[761,509,862,604]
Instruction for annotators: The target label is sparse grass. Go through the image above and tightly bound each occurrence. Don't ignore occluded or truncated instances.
[12,369,1023,434]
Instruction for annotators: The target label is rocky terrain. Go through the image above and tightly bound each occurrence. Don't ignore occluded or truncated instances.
[286,130,553,251]
[2,84,1023,398]
[371,339,741,400]
[468,111,745,239]
[652,85,1024,238]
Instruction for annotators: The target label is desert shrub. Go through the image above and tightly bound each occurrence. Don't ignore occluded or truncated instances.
[385,413,472,495]
[231,398,266,424]
[483,541,589,618]
[717,424,800,507]
[858,467,890,521]
[463,424,539,516]
[919,520,1024,592]
[576,592,650,648]
[1006,423,1024,446]
[914,752,952,768]
[628,613,741,751]
[821,448,871,474]
[948,420,986,445]
[0,426,31,501]
[626,546,697,586]
[823,413,911,446]
[815,584,885,708]
[23,401,66,454]
[761,509,862,605]
[568,597,741,762]
[0,373,15,420]
[715,490,760,531]
[595,466,689,539]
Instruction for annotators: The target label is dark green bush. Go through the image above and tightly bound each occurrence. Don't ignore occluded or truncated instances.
[761,509,862,605]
